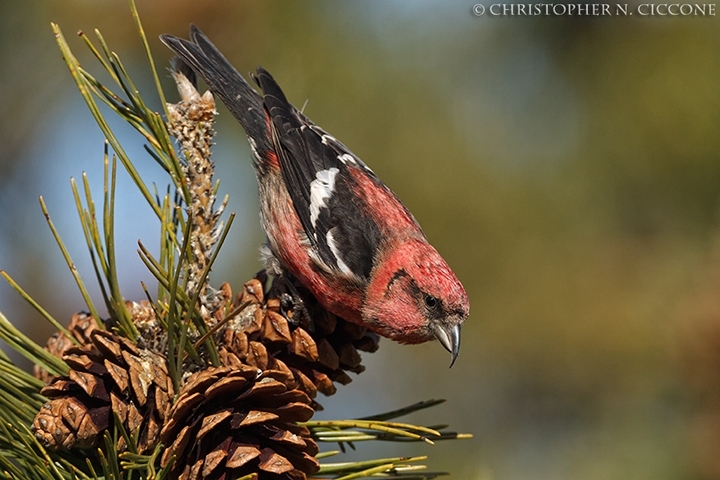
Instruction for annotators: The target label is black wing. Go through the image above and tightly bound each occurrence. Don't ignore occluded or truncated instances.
[254,69,381,282]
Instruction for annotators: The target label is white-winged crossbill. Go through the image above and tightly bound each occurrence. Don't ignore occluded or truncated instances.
[161,26,469,365]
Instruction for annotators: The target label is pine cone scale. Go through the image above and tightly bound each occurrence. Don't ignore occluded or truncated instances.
[92,330,123,358]
[68,369,109,400]
[258,448,294,474]
[226,444,261,468]
[202,449,228,477]
[104,359,130,391]
[162,391,203,437]
[266,402,315,423]
[205,375,250,401]
[237,377,287,401]
[268,429,308,449]
[236,410,279,428]
[124,352,153,406]
[198,409,233,439]
[290,329,319,362]
[263,310,292,344]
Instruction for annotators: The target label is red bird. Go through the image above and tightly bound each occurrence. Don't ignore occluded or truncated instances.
[161,26,469,365]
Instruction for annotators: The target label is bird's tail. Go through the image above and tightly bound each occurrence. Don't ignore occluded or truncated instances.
[160,25,274,166]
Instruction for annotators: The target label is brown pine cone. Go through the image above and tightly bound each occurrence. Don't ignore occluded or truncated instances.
[160,365,319,480]
[32,330,173,453]
[34,311,99,383]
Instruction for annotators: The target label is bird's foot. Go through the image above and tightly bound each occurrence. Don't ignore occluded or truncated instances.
[269,274,315,333]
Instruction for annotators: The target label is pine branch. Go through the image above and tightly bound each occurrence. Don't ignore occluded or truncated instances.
[0,3,472,479]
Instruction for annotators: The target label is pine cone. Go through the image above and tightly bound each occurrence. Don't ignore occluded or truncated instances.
[128,299,168,354]
[34,311,99,383]
[219,274,379,400]
[32,330,173,453]
[160,365,319,480]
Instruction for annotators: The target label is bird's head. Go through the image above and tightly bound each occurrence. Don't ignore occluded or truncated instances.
[363,239,469,366]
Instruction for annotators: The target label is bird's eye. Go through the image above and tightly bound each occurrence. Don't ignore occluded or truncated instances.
[424,294,438,309]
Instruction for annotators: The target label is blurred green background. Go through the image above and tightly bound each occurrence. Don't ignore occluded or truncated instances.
[2,1,720,478]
